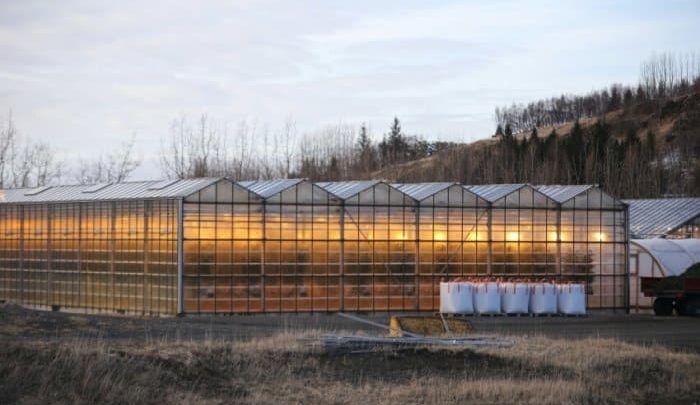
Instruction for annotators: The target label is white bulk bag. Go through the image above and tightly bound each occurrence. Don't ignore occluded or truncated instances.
[440,282,474,314]
[501,282,529,314]
[529,283,558,314]
[453,282,474,314]
[473,282,501,314]
[557,283,586,315]
[439,282,454,313]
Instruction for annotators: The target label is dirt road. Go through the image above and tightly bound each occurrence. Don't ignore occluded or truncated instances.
[2,304,698,351]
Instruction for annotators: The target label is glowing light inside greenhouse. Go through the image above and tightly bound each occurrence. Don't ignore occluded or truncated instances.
[0,179,629,315]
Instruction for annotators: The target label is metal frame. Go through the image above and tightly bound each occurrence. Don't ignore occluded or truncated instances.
[0,180,630,315]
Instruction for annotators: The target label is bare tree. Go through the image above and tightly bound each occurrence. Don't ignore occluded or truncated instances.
[296,123,356,180]
[258,123,274,179]
[160,115,216,179]
[73,134,140,184]
[161,115,192,179]
[0,112,16,188]
[160,114,239,179]
[32,142,57,187]
[279,117,297,178]
[11,140,58,188]
[640,52,700,99]
[0,112,61,188]
[229,119,265,179]
[111,134,140,182]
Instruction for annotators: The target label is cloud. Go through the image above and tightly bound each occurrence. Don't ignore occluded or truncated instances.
[0,0,698,179]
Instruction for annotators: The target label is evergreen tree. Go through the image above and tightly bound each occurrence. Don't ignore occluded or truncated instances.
[624,128,639,150]
[542,129,557,176]
[544,129,557,152]
[566,121,585,183]
[644,130,656,157]
[591,122,611,160]
[502,124,517,157]
[504,124,513,140]
[384,116,407,164]
[529,127,538,144]
[589,122,611,185]
[498,123,516,182]
[636,84,647,102]
[357,123,371,152]
[623,88,635,108]
[494,124,504,138]
[389,116,401,141]
[356,123,375,172]
[609,86,621,111]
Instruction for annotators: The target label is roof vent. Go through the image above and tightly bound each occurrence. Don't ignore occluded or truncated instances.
[82,183,112,193]
[147,179,179,191]
[24,185,52,196]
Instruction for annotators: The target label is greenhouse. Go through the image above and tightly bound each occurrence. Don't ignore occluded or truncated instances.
[624,198,700,239]
[0,179,628,315]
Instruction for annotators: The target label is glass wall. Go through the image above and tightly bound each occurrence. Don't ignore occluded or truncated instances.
[341,183,416,311]
[183,180,263,313]
[560,188,627,309]
[416,185,488,310]
[491,186,559,277]
[0,200,177,314]
[0,180,629,315]
[263,182,342,312]
[0,205,21,302]
[180,182,627,313]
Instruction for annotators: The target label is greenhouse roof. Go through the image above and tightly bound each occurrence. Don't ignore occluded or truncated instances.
[392,182,455,201]
[237,179,304,198]
[0,178,223,204]
[631,238,700,276]
[536,185,595,203]
[624,198,700,238]
[0,178,633,208]
[316,181,381,200]
[467,184,526,202]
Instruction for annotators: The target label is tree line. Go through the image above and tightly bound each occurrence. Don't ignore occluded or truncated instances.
[379,111,698,198]
[159,114,454,181]
[364,53,700,198]
[486,122,682,198]
[495,53,700,133]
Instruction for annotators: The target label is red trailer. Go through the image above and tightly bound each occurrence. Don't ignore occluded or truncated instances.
[641,265,700,316]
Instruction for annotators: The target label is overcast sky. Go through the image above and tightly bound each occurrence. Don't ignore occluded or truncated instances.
[1,0,698,179]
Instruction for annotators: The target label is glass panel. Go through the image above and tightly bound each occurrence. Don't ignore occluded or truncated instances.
[0,184,628,314]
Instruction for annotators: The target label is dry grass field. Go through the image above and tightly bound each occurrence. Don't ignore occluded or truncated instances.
[1,305,699,404]
[2,332,699,404]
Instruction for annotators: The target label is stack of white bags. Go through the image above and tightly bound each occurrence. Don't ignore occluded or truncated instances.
[439,281,586,315]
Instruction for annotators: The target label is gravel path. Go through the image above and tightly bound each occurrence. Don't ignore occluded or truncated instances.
[2,304,698,351]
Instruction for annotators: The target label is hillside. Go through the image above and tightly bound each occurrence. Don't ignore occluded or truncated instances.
[371,90,700,198]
